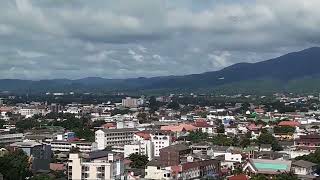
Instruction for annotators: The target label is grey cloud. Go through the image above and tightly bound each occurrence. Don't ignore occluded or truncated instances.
[0,0,319,79]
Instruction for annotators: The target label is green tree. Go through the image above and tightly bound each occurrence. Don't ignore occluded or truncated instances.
[212,134,233,146]
[250,174,268,180]
[217,124,225,134]
[240,135,251,148]
[275,173,298,180]
[73,128,95,141]
[111,109,131,116]
[51,170,66,179]
[137,112,149,124]
[31,174,54,180]
[91,120,106,128]
[148,96,160,113]
[295,148,320,172]
[258,130,283,151]
[167,101,180,110]
[188,130,208,143]
[0,119,5,128]
[104,146,113,151]
[0,149,31,180]
[128,154,149,169]
[273,126,295,134]
[16,118,40,131]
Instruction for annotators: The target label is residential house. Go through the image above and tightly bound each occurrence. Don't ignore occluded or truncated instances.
[292,160,317,178]
[294,134,320,151]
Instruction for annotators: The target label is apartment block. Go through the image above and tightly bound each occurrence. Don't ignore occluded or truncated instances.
[95,128,139,150]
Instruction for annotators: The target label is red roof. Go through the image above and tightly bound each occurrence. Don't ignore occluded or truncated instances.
[161,124,197,132]
[193,119,213,128]
[135,131,151,140]
[247,124,262,131]
[50,163,65,171]
[254,109,265,113]
[182,160,218,170]
[228,174,248,180]
[102,123,116,128]
[278,121,300,127]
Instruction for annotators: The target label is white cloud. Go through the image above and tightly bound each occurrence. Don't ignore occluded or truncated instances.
[208,51,231,68]
[16,49,47,58]
[138,45,147,53]
[84,50,115,62]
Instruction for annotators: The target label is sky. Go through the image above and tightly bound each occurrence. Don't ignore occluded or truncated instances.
[1,0,320,80]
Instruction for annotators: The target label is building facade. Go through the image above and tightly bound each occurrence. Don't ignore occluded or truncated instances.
[48,141,97,153]
[95,128,139,150]
[68,152,124,180]
[0,133,24,145]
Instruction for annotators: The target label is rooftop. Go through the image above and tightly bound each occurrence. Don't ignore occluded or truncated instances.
[292,160,317,168]
[249,159,291,173]
[10,141,42,148]
[160,144,190,152]
[99,128,139,133]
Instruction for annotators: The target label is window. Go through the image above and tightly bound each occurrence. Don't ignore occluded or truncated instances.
[164,174,167,177]
[82,166,89,171]
[157,167,160,170]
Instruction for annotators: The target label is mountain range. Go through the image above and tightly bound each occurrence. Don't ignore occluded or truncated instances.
[2,47,320,94]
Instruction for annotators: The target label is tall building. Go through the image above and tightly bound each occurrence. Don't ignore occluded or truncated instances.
[124,130,172,160]
[95,128,139,150]
[124,131,154,160]
[121,97,144,108]
[122,97,138,108]
[49,103,63,113]
[150,130,172,157]
[68,151,124,180]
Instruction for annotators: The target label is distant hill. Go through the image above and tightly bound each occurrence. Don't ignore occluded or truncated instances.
[1,47,320,94]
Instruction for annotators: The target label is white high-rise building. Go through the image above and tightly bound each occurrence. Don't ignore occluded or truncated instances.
[124,131,154,160]
[67,152,124,180]
[150,131,172,157]
[124,130,172,160]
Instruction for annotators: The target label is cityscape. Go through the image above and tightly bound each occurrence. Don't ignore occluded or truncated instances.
[1,0,320,180]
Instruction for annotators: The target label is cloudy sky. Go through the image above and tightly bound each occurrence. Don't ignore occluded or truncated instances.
[1,0,320,79]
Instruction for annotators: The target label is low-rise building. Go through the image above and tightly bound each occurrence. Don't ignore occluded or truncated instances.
[0,133,24,145]
[243,159,292,176]
[10,141,52,172]
[292,160,317,177]
[294,134,320,151]
[48,140,97,153]
[145,158,220,180]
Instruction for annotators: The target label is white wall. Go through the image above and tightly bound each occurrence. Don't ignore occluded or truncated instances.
[95,130,105,150]
[213,152,242,163]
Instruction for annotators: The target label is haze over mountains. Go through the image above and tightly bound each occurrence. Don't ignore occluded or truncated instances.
[1,47,320,94]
